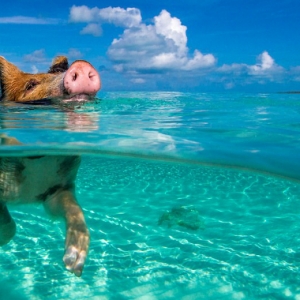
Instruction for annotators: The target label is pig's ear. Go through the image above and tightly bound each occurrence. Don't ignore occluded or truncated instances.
[48,56,69,74]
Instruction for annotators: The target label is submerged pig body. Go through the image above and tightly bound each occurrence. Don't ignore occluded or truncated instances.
[0,56,101,277]
[0,152,88,277]
[0,56,101,102]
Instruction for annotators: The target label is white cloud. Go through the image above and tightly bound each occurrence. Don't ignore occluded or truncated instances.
[80,23,102,37]
[131,78,146,84]
[67,48,83,59]
[182,50,216,70]
[151,52,182,69]
[290,66,300,82]
[259,51,274,69]
[218,51,284,78]
[23,49,47,63]
[154,10,187,56]
[0,16,59,24]
[218,63,247,74]
[56,48,83,60]
[249,51,283,75]
[107,9,216,73]
[69,5,141,28]
[97,7,141,27]
[215,51,287,88]
[69,5,98,23]
[31,65,39,74]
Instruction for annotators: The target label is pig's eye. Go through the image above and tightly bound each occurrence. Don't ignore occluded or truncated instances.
[25,79,39,92]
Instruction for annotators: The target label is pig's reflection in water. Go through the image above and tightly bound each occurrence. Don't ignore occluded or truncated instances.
[0,105,99,277]
[66,111,99,132]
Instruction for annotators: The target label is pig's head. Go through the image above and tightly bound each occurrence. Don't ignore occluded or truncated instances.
[0,56,101,103]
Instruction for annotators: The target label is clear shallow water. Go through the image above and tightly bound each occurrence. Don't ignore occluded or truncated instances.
[0,92,300,299]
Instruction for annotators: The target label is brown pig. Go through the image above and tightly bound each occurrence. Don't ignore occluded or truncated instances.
[0,55,101,102]
[0,56,101,277]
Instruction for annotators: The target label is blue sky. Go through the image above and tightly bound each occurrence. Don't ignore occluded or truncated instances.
[1,0,300,92]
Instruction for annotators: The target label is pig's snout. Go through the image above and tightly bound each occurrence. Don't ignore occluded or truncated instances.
[63,61,101,96]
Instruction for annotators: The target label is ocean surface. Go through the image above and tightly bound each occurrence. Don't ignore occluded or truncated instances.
[0,92,300,299]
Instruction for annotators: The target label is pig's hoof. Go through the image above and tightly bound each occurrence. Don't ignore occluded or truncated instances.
[64,226,90,277]
[63,246,87,277]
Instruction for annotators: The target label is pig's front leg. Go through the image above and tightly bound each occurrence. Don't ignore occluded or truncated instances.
[44,189,90,277]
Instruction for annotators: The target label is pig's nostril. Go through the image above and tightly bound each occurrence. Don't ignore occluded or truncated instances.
[88,71,96,80]
[72,73,78,81]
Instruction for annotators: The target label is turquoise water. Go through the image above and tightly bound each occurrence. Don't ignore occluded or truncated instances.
[0,92,300,299]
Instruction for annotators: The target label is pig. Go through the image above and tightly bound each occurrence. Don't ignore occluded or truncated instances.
[0,55,101,102]
[0,56,101,276]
